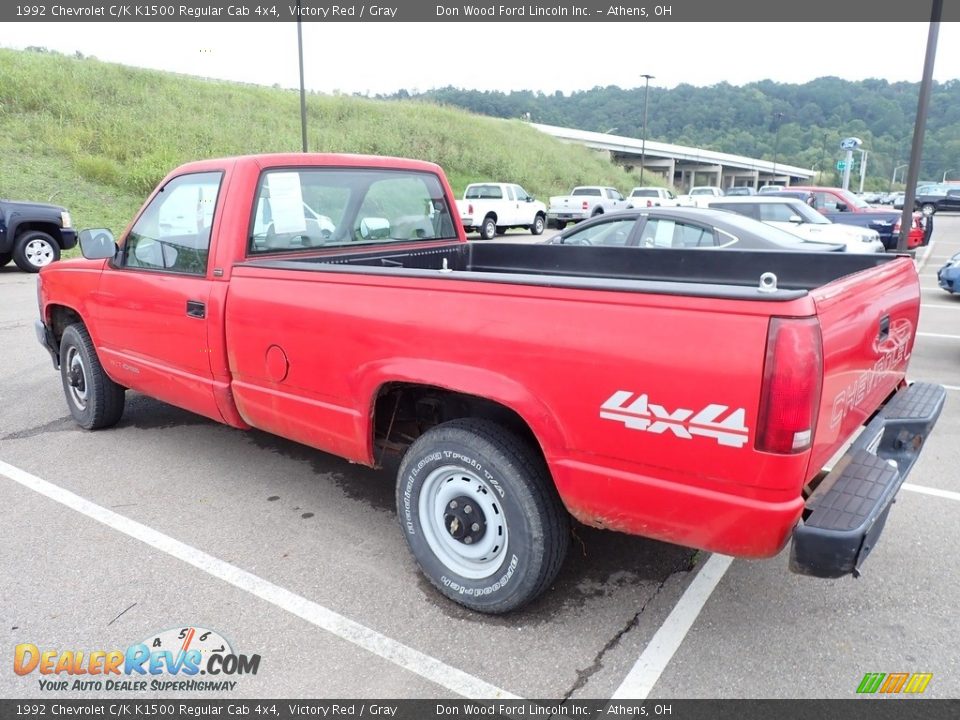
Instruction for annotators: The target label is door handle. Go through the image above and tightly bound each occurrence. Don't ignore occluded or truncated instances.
[878,314,890,342]
[186,300,206,319]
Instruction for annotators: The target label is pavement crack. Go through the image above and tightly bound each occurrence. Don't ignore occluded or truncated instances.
[558,553,697,706]
[107,602,137,627]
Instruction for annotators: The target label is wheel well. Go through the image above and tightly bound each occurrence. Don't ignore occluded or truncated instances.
[15,222,63,246]
[373,383,542,464]
[48,305,83,345]
[483,213,498,223]
[591,207,604,216]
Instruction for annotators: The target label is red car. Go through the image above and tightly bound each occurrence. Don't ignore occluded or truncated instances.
[34,154,945,613]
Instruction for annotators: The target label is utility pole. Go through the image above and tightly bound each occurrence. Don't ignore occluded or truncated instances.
[639,74,654,185]
[898,0,942,252]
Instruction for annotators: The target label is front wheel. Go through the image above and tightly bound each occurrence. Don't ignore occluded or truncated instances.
[13,231,60,273]
[396,419,569,614]
[530,215,545,236]
[59,324,126,430]
[921,203,936,216]
[479,217,497,241]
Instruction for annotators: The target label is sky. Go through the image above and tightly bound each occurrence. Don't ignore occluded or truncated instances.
[4,22,960,95]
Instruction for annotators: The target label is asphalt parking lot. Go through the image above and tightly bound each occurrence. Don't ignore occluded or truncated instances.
[2,217,958,701]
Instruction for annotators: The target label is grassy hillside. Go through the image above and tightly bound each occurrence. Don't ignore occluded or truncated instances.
[0,48,650,238]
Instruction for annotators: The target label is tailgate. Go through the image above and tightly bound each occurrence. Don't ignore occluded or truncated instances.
[808,256,919,477]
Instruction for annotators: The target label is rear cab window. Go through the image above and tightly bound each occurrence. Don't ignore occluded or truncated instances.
[248,168,458,254]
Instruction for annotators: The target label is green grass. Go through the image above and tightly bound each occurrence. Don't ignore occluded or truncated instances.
[0,47,658,252]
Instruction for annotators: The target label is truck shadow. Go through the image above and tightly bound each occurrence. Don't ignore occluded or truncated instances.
[116,393,699,620]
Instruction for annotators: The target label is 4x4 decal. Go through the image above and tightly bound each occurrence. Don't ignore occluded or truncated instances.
[600,391,750,448]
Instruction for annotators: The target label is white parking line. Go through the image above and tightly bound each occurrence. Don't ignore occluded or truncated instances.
[920,304,959,309]
[903,484,960,503]
[916,332,960,340]
[611,553,733,700]
[0,459,518,700]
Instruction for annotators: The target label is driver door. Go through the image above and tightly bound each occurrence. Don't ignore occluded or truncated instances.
[90,171,223,422]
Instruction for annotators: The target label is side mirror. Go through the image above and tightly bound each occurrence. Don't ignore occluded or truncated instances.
[525,197,534,203]
[358,217,391,240]
[78,228,118,260]
[788,215,803,224]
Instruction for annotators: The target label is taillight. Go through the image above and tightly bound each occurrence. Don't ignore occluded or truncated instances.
[646,200,653,208]
[894,220,901,233]
[467,203,473,215]
[582,201,589,210]
[756,317,823,454]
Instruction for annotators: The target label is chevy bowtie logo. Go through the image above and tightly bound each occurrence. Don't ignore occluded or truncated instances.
[600,391,750,448]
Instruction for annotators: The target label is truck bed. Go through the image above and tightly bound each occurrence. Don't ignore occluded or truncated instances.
[243,241,901,300]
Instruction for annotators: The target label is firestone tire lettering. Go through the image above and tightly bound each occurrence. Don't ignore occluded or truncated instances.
[395,418,569,614]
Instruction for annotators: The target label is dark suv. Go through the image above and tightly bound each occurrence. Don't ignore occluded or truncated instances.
[0,199,77,272]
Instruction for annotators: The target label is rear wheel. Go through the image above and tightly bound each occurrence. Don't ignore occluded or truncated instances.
[921,203,936,216]
[59,324,126,430]
[13,231,60,273]
[396,418,569,614]
[496,226,507,236]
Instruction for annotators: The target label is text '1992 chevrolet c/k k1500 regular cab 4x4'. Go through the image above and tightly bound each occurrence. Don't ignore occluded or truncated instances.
[35,154,945,613]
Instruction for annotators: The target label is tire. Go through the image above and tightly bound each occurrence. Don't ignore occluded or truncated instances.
[550,219,566,231]
[479,217,497,241]
[0,252,12,267]
[13,231,60,273]
[496,226,507,236]
[921,203,936,216]
[530,215,545,236]
[591,208,604,218]
[396,418,569,614]
[59,324,126,430]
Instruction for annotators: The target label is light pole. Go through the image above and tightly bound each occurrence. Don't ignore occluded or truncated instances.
[296,4,308,152]
[771,112,784,186]
[639,74,654,185]
[890,163,908,191]
[943,169,955,182]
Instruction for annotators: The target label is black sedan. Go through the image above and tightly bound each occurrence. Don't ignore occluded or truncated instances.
[545,207,843,252]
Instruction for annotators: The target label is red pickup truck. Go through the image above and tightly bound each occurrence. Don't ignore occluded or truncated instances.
[35,154,945,613]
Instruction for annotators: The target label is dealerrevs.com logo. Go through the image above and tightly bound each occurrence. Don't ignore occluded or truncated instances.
[14,626,261,692]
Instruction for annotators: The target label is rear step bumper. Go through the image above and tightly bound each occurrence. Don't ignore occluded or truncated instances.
[790,382,946,578]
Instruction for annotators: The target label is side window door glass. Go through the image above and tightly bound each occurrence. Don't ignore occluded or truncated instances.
[123,172,222,274]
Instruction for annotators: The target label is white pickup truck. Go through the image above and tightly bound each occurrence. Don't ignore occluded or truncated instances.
[680,186,725,208]
[627,186,683,208]
[457,183,547,240]
[547,186,628,229]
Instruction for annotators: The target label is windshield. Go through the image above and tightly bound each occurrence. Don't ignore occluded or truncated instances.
[690,188,715,196]
[835,189,870,209]
[785,201,830,224]
[708,210,830,247]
